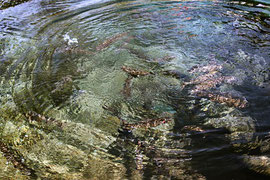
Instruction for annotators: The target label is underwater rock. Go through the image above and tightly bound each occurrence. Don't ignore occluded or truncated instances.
[0,82,124,179]
[12,80,53,114]
[241,155,270,176]
[114,122,205,179]
[51,75,78,104]
[233,49,269,86]
[83,155,126,180]
[204,114,255,133]
[0,141,34,177]
[204,113,256,147]
[0,0,29,9]
[123,44,175,64]
[108,109,202,179]
[0,150,30,179]
[1,32,268,179]
[0,108,124,179]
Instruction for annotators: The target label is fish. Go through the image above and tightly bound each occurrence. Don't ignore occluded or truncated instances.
[121,117,172,130]
[197,92,248,108]
[122,76,133,99]
[121,66,152,77]
[96,32,128,51]
[25,111,64,127]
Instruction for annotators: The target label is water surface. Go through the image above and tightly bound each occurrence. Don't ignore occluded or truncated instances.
[0,0,270,179]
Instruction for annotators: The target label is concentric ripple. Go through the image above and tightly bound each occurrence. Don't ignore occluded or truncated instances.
[0,0,270,179]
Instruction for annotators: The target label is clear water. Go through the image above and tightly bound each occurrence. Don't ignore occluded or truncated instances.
[0,0,270,179]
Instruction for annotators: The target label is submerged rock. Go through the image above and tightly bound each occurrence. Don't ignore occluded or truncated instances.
[0,105,125,179]
[0,150,30,179]
[204,114,255,133]
[242,155,270,176]
[0,0,29,9]
[0,27,269,179]
[204,113,256,149]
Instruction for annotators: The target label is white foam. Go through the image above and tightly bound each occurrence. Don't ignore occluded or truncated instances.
[63,33,78,45]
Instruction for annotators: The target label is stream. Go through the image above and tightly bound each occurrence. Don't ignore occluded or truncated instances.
[0,0,270,179]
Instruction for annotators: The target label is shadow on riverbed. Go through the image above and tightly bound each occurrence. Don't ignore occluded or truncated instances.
[187,80,270,179]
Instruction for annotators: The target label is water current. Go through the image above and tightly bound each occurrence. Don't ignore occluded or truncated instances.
[0,0,270,179]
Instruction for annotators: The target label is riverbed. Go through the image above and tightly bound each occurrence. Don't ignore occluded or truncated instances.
[0,0,270,179]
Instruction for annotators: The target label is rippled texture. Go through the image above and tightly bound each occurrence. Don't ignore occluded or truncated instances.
[0,0,270,179]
